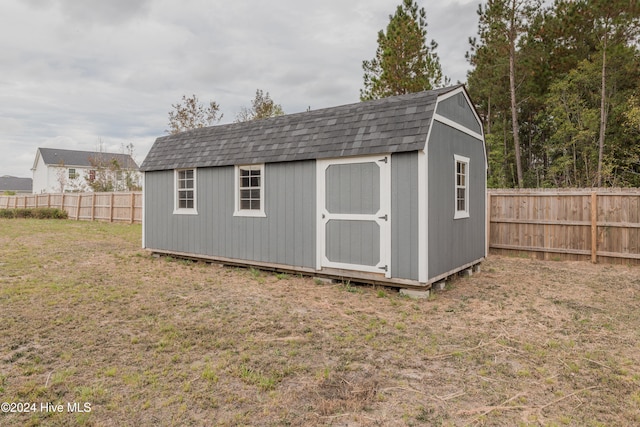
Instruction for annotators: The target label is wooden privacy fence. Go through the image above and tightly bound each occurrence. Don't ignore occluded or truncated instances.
[488,188,640,264]
[0,192,142,224]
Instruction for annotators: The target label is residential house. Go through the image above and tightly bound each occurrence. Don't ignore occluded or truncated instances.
[32,148,140,193]
[0,176,33,194]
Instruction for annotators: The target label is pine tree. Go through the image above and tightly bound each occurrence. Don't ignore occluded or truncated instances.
[360,0,445,101]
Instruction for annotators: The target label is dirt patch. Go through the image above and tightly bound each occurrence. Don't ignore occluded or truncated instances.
[1,219,640,426]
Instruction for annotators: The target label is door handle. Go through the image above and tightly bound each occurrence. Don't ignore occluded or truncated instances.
[378,214,388,221]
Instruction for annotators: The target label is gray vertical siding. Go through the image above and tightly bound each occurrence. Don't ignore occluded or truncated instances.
[326,163,380,214]
[326,220,380,266]
[435,93,482,135]
[391,152,419,280]
[144,160,316,268]
[427,121,486,279]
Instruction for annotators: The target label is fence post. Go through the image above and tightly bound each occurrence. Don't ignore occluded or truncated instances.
[75,194,81,220]
[591,192,598,264]
[91,194,96,221]
[110,193,115,223]
[486,191,491,257]
[130,192,135,224]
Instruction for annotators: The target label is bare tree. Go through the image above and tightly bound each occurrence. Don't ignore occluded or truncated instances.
[167,94,223,134]
[235,89,284,122]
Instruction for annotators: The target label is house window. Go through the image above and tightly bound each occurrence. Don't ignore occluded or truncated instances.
[454,155,470,219]
[68,168,78,179]
[234,164,265,217]
[89,170,96,182]
[175,169,197,214]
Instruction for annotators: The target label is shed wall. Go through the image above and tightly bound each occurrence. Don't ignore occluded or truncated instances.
[144,160,316,268]
[427,121,486,279]
[391,152,419,280]
[435,93,482,135]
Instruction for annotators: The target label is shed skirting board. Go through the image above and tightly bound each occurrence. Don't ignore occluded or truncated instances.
[146,249,484,289]
[146,248,434,289]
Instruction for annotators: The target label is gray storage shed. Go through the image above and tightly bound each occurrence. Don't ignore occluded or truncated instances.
[140,85,487,288]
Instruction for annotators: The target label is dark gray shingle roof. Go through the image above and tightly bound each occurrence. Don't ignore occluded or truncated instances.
[38,148,139,170]
[140,86,460,172]
[0,176,32,192]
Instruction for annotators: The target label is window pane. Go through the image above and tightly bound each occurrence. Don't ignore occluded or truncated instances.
[186,199,194,209]
[238,165,263,212]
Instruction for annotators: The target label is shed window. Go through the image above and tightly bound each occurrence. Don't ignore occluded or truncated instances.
[68,168,78,179]
[234,164,265,217]
[174,169,197,214]
[454,155,470,219]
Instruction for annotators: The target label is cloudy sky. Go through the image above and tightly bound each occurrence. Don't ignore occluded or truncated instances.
[1,0,481,178]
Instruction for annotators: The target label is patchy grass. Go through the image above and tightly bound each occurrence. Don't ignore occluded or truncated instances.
[1,219,640,426]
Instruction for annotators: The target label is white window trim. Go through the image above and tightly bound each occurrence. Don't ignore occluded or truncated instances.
[173,168,198,215]
[454,155,470,219]
[234,164,266,217]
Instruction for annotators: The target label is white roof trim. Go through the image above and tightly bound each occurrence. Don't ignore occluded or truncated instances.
[433,113,485,141]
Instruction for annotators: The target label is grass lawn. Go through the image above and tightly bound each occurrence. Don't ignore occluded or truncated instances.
[1,219,640,426]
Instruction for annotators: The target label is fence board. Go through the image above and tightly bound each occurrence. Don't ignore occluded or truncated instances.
[488,188,640,265]
[0,192,142,224]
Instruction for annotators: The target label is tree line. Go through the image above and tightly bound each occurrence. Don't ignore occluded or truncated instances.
[467,0,639,188]
[167,0,639,188]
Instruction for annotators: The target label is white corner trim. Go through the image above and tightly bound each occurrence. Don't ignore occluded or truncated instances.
[141,172,146,248]
[316,159,327,271]
[417,150,428,283]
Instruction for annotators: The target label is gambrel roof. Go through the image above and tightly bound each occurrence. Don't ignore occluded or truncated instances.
[141,85,464,172]
[34,148,139,170]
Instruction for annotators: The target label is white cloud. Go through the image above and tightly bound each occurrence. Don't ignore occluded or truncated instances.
[0,0,480,178]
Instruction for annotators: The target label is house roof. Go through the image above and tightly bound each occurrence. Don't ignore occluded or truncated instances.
[0,175,32,192]
[35,148,139,170]
[140,85,462,172]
